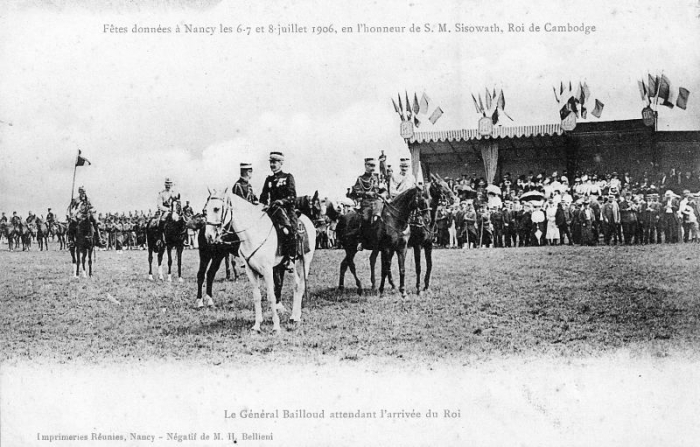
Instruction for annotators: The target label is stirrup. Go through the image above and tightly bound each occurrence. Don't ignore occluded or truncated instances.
[357,242,364,251]
[284,257,296,272]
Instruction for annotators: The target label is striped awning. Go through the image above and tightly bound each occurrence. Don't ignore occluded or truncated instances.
[409,123,563,143]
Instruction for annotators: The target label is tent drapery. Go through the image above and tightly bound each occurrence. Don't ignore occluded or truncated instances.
[481,141,498,184]
[409,144,424,184]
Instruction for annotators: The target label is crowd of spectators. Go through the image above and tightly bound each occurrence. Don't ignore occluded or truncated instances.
[433,167,700,248]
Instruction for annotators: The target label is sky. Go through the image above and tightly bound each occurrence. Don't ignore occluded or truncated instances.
[1,0,699,216]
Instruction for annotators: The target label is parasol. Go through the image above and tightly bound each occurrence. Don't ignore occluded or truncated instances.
[486,184,502,195]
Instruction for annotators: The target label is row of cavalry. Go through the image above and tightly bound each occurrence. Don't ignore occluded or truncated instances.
[3,176,454,333]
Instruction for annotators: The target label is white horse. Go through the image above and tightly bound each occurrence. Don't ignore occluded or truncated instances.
[203,189,316,334]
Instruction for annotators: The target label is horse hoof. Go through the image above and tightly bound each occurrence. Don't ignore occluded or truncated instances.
[206,296,215,307]
[159,275,164,281]
[178,277,184,283]
[416,289,422,296]
[338,285,344,291]
[148,275,153,281]
[196,299,204,309]
[167,275,172,282]
[357,288,362,296]
[286,320,300,331]
[250,327,261,335]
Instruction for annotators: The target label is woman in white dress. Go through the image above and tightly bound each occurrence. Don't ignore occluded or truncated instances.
[545,196,560,245]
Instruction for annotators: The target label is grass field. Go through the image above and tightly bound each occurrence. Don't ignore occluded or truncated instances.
[1,243,700,365]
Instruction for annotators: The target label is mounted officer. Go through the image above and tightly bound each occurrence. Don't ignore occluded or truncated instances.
[348,156,385,251]
[233,162,259,204]
[260,151,298,272]
[157,177,181,235]
[68,186,103,245]
[11,211,22,226]
[46,208,56,228]
[390,157,416,198]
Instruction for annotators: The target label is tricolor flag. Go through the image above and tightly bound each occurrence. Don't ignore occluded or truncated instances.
[592,99,604,118]
[676,87,690,110]
[398,93,405,119]
[75,150,91,167]
[497,90,505,110]
[485,88,492,111]
[478,94,485,116]
[429,107,443,124]
[413,92,420,114]
[553,86,560,103]
[419,93,430,114]
[560,81,564,95]
[492,107,499,125]
[583,82,591,101]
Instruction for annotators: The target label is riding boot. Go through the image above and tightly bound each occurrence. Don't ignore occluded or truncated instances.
[284,232,297,272]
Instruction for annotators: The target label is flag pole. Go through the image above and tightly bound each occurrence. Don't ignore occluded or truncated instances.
[69,150,78,216]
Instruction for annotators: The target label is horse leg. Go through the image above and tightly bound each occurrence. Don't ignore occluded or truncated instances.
[205,254,224,307]
[81,248,87,278]
[263,268,282,334]
[157,249,164,280]
[339,251,349,290]
[225,253,231,280]
[166,246,173,282]
[177,245,184,282]
[378,249,390,296]
[347,255,362,295]
[88,248,93,278]
[290,258,304,325]
[414,245,422,295]
[243,266,264,333]
[273,265,285,306]
[397,249,407,298]
[369,249,379,291]
[148,247,154,280]
[195,253,209,308]
[423,243,433,291]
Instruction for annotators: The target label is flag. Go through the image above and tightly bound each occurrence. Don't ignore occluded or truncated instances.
[567,96,579,118]
[497,90,505,110]
[391,97,404,121]
[75,150,91,166]
[405,91,412,121]
[578,82,585,104]
[676,87,690,110]
[492,107,499,125]
[419,93,430,114]
[429,107,443,124]
[492,87,497,102]
[397,93,404,119]
[637,80,647,101]
[560,81,564,95]
[414,115,421,128]
[648,74,659,99]
[592,99,604,118]
[581,106,587,119]
[583,82,591,101]
[413,92,420,114]
[485,88,492,111]
[560,104,570,120]
[658,75,674,108]
[553,86,560,103]
[471,93,481,113]
[478,94,485,115]
[575,83,582,102]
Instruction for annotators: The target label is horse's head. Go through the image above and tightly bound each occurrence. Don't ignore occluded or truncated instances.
[429,173,456,206]
[413,188,432,225]
[203,187,230,244]
[186,213,205,231]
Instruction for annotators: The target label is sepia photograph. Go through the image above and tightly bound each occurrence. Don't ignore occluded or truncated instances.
[1,0,699,445]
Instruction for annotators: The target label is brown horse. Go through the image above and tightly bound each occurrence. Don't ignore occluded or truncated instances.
[36,218,50,251]
[335,186,422,297]
[51,222,67,250]
[146,199,187,282]
[69,217,96,277]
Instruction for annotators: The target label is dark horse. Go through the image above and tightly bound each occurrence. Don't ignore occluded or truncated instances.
[407,174,455,294]
[69,217,96,277]
[36,218,50,251]
[50,222,67,250]
[335,186,422,297]
[188,209,241,308]
[146,199,187,282]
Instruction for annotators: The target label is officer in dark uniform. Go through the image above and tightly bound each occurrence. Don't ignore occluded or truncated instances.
[260,151,298,272]
[233,162,259,204]
[348,157,383,250]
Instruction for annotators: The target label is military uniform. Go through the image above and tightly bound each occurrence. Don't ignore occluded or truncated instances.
[233,178,258,204]
[390,158,416,198]
[68,188,103,245]
[260,158,298,263]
